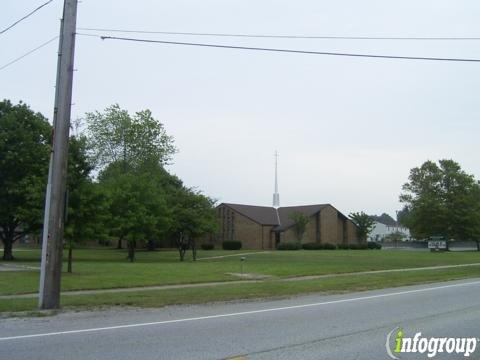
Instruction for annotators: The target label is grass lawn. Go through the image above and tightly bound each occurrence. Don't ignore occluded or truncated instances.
[1,265,480,313]
[0,247,479,297]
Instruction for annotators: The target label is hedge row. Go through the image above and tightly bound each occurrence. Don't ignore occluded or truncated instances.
[216,241,382,251]
[276,242,302,250]
[302,243,336,250]
[200,243,215,250]
[276,242,382,250]
[222,240,242,250]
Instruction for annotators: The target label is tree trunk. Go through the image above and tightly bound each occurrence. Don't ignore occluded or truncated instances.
[147,239,155,251]
[2,238,14,261]
[67,241,73,273]
[191,239,197,261]
[477,241,480,252]
[179,247,185,261]
[117,237,122,249]
[127,240,135,262]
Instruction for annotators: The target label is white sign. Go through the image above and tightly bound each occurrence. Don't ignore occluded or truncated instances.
[428,240,447,249]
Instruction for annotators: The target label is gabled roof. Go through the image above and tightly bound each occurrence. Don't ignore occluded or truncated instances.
[219,203,354,232]
[222,203,280,226]
[275,204,328,231]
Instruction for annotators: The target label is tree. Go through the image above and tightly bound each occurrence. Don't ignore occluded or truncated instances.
[86,104,176,171]
[86,104,176,249]
[370,213,396,226]
[396,206,410,227]
[0,100,51,260]
[170,187,217,261]
[64,135,108,272]
[289,212,310,243]
[383,231,406,242]
[99,164,170,261]
[400,159,480,241]
[349,212,375,242]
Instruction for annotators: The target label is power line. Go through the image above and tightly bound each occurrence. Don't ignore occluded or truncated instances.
[0,36,58,71]
[78,27,480,41]
[1,0,55,35]
[93,35,480,63]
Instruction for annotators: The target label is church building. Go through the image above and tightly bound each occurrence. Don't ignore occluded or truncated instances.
[213,151,360,249]
[215,203,359,249]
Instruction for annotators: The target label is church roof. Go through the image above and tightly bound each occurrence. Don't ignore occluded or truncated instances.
[221,203,331,231]
[223,203,279,225]
[275,204,328,231]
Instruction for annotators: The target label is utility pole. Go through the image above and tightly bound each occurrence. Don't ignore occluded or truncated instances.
[39,0,78,309]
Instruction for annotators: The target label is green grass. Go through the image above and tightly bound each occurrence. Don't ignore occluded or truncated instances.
[1,265,479,314]
[1,247,480,297]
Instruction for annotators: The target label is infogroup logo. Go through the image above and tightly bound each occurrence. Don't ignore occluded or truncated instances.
[386,327,478,359]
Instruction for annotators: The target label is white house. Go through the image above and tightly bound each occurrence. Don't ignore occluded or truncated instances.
[369,221,410,242]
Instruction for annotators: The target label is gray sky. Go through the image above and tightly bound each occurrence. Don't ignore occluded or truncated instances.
[2,0,480,218]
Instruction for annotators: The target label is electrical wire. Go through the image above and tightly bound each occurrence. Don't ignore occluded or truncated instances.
[77,27,480,41]
[0,36,58,71]
[93,35,480,63]
[1,0,55,35]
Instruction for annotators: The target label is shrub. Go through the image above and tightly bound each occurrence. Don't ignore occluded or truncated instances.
[201,243,215,250]
[277,242,302,250]
[322,243,337,250]
[367,242,382,250]
[337,243,369,250]
[222,240,242,250]
[302,243,336,250]
[302,243,321,250]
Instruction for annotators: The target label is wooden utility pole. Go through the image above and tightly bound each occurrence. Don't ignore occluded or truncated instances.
[39,0,78,309]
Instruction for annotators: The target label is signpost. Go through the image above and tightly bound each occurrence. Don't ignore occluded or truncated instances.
[428,236,448,251]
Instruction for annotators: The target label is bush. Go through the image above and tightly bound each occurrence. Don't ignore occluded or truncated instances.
[322,243,337,250]
[367,242,382,250]
[222,240,242,250]
[337,243,369,250]
[277,242,302,250]
[201,243,215,250]
[302,243,321,250]
[302,243,336,250]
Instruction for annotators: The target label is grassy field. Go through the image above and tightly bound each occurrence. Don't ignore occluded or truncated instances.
[0,247,479,313]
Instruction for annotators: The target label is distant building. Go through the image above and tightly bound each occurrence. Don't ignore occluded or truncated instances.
[369,221,410,242]
[214,203,360,249]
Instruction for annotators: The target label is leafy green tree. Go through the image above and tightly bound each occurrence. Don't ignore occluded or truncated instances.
[85,104,176,171]
[383,231,406,242]
[99,164,170,261]
[349,212,375,242]
[170,188,217,261]
[86,104,176,249]
[0,100,51,260]
[289,212,310,243]
[64,135,108,272]
[400,159,480,241]
[370,213,396,226]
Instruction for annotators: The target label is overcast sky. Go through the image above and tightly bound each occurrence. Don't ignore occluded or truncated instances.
[2,0,480,218]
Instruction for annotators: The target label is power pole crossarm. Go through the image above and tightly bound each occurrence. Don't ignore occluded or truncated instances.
[39,0,78,310]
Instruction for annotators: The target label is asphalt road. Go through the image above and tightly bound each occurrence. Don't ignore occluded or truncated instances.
[1,278,479,360]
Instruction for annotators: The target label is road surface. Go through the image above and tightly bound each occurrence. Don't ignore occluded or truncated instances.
[1,278,479,359]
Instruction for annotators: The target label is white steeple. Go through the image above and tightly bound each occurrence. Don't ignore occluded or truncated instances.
[273,150,280,208]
